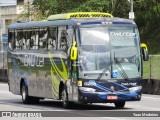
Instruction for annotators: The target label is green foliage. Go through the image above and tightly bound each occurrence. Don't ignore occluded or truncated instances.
[30,0,130,19]
[17,0,160,54]
[112,0,130,18]
[134,0,160,54]
[73,0,110,12]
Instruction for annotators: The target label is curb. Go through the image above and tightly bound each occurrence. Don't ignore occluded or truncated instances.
[142,79,160,95]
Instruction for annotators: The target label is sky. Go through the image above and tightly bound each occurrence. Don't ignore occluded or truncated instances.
[0,0,17,6]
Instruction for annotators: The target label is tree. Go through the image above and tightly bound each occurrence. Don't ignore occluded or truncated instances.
[134,0,160,53]
[16,0,160,53]
[31,0,87,20]
[18,0,130,20]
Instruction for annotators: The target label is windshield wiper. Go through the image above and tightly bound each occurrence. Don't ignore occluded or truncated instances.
[97,63,111,81]
[114,57,129,81]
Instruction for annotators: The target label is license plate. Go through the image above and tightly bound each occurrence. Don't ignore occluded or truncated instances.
[107,96,118,100]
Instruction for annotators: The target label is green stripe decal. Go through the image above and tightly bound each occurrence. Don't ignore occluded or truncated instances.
[48,52,68,99]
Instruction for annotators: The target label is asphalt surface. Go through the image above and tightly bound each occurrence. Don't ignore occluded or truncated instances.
[0,82,160,120]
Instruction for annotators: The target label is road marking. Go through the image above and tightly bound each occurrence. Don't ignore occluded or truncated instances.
[0,91,12,94]
[45,109,69,111]
[126,104,160,110]
[142,96,160,100]
[0,83,8,86]
[101,117,126,120]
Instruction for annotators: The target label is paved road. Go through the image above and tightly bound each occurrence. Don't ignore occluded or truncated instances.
[0,82,159,119]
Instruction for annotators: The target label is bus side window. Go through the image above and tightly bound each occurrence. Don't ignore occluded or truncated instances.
[8,29,14,50]
[21,30,27,50]
[48,27,57,50]
[15,30,23,49]
[58,26,67,50]
[15,30,18,49]
[26,30,30,49]
[30,29,39,49]
[39,28,47,49]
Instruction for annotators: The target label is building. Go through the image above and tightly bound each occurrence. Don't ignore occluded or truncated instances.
[0,0,33,79]
[0,0,33,51]
[0,0,33,34]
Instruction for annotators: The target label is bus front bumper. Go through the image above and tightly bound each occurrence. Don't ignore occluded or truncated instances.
[78,90,141,103]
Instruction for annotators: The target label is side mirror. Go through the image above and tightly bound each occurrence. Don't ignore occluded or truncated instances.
[70,41,78,61]
[141,43,149,61]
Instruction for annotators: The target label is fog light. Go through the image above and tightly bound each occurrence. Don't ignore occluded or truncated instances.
[79,87,96,92]
[138,95,141,99]
[85,97,87,100]
[129,86,142,92]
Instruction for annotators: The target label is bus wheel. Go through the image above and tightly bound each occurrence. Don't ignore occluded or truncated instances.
[21,82,31,104]
[114,102,125,108]
[61,86,70,109]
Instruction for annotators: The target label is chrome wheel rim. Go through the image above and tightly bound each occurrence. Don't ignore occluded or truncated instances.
[22,85,26,101]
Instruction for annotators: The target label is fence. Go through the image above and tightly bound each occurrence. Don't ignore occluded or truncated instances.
[0,51,8,82]
[143,55,160,80]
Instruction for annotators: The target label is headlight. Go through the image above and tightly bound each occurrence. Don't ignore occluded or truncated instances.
[129,86,142,92]
[79,87,96,92]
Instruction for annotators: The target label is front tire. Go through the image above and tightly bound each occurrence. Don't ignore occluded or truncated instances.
[114,101,125,108]
[61,86,70,109]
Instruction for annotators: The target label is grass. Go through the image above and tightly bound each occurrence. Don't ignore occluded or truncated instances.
[143,55,160,80]
[143,61,150,79]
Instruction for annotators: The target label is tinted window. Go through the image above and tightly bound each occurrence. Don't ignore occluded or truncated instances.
[48,27,57,50]
[39,28,48,49]
[58,26,67,50]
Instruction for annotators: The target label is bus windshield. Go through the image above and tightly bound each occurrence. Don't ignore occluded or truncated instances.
[78,26,141,80]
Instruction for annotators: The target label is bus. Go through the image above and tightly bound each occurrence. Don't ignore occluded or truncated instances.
[8,12,148,108]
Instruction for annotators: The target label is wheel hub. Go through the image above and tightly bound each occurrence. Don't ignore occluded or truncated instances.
[22,86,26,100]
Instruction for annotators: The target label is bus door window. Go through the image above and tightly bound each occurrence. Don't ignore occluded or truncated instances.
[66,26,74,55]
[39,28,48,49]
[48,27,57,50]
[58,26,67,50]
[66,26,74,46]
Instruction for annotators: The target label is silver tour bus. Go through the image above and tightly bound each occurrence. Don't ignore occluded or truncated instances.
[8,12,148,108]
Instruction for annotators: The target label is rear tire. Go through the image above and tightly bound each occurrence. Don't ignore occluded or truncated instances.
[114,101,125,108]
[21,82,31,104]
[21,82,40,104]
